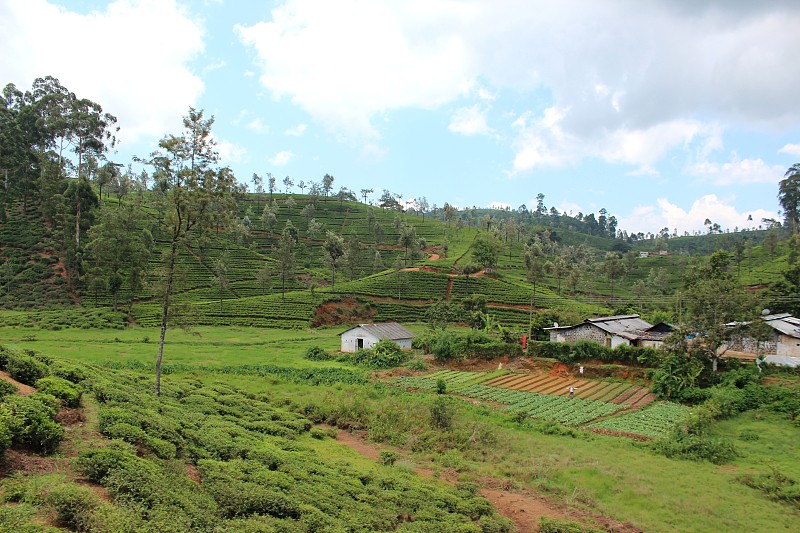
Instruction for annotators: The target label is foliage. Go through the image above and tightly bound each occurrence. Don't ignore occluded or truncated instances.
[0,379,18,398]
[2,393,64,453]
[351,339,409,369]
[303,346,332,361]
[653,433,738,465]
[739,466,800,507]
[6,353,49,385]
[35,376,82,408]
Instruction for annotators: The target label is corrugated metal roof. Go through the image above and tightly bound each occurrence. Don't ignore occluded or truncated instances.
[764,314,800,339]
[342,322,416,340]
[587,315,653,336]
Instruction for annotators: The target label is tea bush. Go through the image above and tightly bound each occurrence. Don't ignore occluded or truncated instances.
[351,339,409,369]
[3,393,64,453]
[0,379,18,398]
[6,353,49,385]
[35,377,82,408]
[303,346,332,361]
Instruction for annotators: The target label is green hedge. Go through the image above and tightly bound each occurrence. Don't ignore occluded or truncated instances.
[528,340,661,367]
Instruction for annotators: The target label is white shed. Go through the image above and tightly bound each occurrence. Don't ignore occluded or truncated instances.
[340,322,416,353]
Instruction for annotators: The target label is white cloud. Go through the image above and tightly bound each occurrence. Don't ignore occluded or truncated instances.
[246,118,267,133]
[284,123,307,136]
[0,0,205,144]
[235,0,475,137]
[268,150,294,166]
[619,194,778,234]
[449,105,492,136]
[216,139,246,164]
[237,1,800,173]
[243,69,255,78]
[779,144,800,157]
[688,157,784,185]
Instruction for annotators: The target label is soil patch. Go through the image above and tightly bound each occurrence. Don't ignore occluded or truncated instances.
[55,407,86,426]
[311,297,377,327]
[0,450,69,477]
[0,370,36,395]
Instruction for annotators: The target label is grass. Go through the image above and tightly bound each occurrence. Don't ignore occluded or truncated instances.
[2,325,800,532]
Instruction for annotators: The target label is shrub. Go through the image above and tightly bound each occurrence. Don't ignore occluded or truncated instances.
[146,437,177,459]
[77,445,139,483]
[435,378,447,395]
[539,516,603,533]
[0,379,18,398]
[0,345,15,370]
[380,450,398,466]
[98,407,141,434]
[351,339,409,369]
[6,353,49,385]
[430,397,453,430]
[3,394,64,454]
[432,332,456,362]
[35,377,82,408]
[304,346,332,361]
[103,423,147,445]
[653,433,737,464]
[51,363,88,384]
[45,483,100,531]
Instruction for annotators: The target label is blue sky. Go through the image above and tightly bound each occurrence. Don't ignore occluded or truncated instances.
[2,0,800,234]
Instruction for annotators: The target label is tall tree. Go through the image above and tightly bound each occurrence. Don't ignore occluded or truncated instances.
[322,173,334,198]
[323,231,345,290]
[524,243,546,333]
[779,163,800,234]
[360,188,373,204]
[283,175,293,193]
[146,108,235,396]
[276,222,296,301]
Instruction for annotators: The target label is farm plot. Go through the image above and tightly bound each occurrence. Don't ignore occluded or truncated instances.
[589,402,692,439]
[484,373,655,408]
[457,384,627,426]
[393,370,495,391]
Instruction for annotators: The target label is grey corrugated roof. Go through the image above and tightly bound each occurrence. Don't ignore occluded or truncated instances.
[587,315,653,336]
[764,314,800,339]
[342,322,416,340]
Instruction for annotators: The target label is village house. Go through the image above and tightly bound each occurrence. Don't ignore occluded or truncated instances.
[340,322,416,353]
[544,314,672,348]
[722,313,800,364]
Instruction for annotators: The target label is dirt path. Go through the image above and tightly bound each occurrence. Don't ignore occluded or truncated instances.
[428,253,440,261]
[331,427,571,532]
[0,370,35,395]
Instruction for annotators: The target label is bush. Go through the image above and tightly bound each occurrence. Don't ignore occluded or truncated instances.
[45,483,99,531]
[654,433,737,464]
[6,353,49,385]
[0,345,15,370]
[304,346,332,361]
[103,423,147,445]
[35,377,82,408]
[146,437,177,459]
[3,394,64,454]
[432,331,456,362]
[51,363,88,384]
[0,379,18,398]
[539,516,603,533]
[77,445,139,483]
[351,339,409,369]
[430,397,453,430]
[380,450,398,466]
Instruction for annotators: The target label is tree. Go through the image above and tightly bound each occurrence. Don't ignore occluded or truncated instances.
[779,164,800,234]
[417,196,429,220]
[267,173,276,203]
[323,231,345,290]
[307,218,324,239]
[276,221,296,301]
[684,250,758,372]
[372,249,385,273]
[602,252,625,298]
[524,243,546,333]
[443,203,456,227]
[360,188,373,204]
[398,224,419,262]
[344,235,362,280]
[260,203,277,234]
[283,175,293,193]
[85,203,153,312]
[300,202,316,224]
[146,108,235,396]
[322,173,334,198]
[297,180,306,194]
[255,263,272,295]
[212,253,230,313]
[472,233,502,269]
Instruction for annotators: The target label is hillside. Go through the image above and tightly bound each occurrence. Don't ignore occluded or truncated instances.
[2,190,796,332]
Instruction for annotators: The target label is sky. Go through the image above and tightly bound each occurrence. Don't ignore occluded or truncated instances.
[2,0,800,234]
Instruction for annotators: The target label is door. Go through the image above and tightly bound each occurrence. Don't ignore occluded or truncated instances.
[357,338,364,349]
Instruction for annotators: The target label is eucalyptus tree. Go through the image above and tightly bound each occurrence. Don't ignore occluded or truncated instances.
[524,242,546,331]
[323,231,345,289]
[283,175,293,193]
[779,163,800,234]
[276,222,296,301]
[146,108,236,396]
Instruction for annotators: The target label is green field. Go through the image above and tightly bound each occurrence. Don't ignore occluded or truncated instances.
[2,325,799,532]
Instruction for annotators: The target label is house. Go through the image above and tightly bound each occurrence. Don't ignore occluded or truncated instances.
[340,322,416,353]
[638,252,649,258]
[722,314,800,362]
[544,314,672,348]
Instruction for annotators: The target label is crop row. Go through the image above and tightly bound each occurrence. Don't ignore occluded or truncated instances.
[589,402,692,438]
[457,384,627,426]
